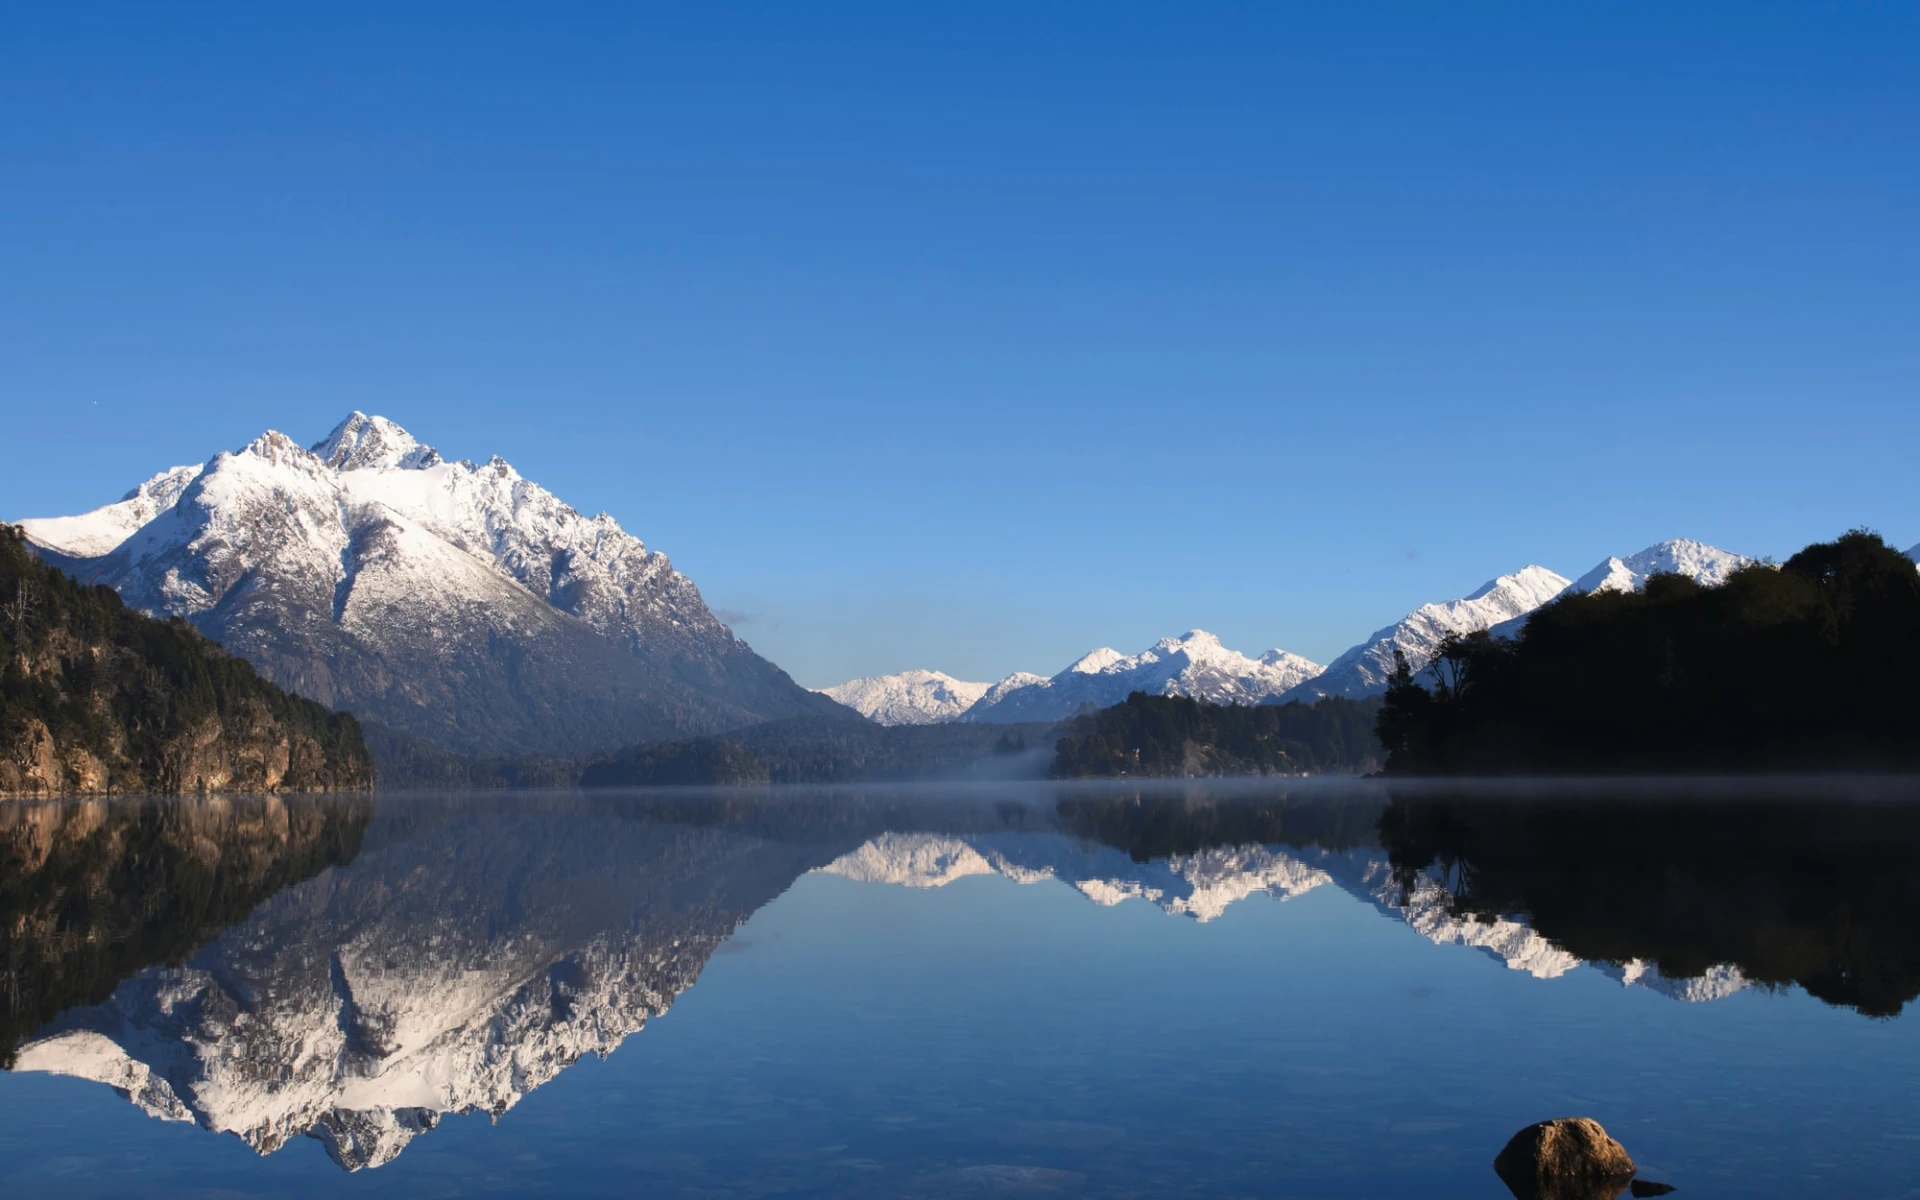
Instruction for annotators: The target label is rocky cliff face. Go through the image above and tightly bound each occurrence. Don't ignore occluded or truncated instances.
[0,525,373,796]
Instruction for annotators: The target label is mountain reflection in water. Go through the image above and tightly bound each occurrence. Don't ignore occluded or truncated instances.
[2,781,1917,1173]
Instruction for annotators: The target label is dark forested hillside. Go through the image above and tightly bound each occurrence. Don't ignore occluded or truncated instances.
[578,738,772,787]
[1051,693,1382,778]
[0,525,374,795]
[1377,530,1920,774]
[579,716,1058,787]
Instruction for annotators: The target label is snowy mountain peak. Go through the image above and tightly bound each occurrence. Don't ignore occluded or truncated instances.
[15,415,834,754]
[312,412,443,472]
[1067,647,1126,674]
[817,669,992,726]
[1461,565,1572,608]
[964,631,1325,723]
[237,429,324,471]
[1572,538,1752,595]
[975,672,1051,707]
[1157,629,1222,651]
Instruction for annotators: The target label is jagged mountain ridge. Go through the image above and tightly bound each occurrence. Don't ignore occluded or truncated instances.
[17,414,845,756]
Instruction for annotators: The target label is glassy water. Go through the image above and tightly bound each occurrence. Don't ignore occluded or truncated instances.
[1,781,1917,1198]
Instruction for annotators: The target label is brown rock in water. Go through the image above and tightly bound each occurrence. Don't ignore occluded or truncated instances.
[1494,1118,1638,1200]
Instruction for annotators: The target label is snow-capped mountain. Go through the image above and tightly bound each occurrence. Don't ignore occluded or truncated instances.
[1570,538,1753,594]
[1485,538,1755,640]
[16,413,843,756]
[960,630,1323,724]
[817,670,991,725]
[1282,566,1571,702]
[822,537,1765,720]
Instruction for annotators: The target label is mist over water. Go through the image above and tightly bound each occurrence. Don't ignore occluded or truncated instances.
[1,779,1916,1197]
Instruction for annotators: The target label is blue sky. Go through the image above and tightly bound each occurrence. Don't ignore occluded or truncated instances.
[3,2,1915,687]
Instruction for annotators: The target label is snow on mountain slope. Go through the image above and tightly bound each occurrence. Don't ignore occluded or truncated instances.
[1571,538,1753,594]
[962,630,1324,723]
[1907,542,1919,566]
[817,670,990,725]
[14,413,840,755]
[1284,566,1571,702]
[973,671,1050,708]
[19,464,204,559]
[1486,538,1754,639]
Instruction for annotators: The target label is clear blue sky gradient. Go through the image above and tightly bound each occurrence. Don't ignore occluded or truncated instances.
[4,2,1916,687]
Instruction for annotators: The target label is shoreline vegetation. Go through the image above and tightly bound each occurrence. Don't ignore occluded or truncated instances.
[1,527,373,797]
[1377,530,1920,775]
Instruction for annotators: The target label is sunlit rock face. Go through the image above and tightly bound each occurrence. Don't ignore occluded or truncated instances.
[11,798,846,1171]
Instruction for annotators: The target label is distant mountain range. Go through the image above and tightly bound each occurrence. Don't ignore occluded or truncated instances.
[823,539,1762,725]
[822,630,1323,726]
[18,414,845,756]
[818,669,990,726]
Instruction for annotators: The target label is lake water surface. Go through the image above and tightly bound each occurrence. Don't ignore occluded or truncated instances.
[1,781,1916,1198]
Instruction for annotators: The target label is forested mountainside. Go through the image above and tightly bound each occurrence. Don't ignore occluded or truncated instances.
[1377,530,1920,774]
[0,526,373,795]
[1050,693,1382,778]
[580,716,1056,787]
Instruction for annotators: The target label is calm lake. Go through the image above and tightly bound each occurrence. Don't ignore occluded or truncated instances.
[1,781,1917,1198]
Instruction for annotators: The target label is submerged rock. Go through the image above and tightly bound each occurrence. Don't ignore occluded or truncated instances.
[1494,1117,1638,1200]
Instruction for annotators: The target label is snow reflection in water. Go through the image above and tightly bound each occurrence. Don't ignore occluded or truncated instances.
[1,781,1914,1186]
